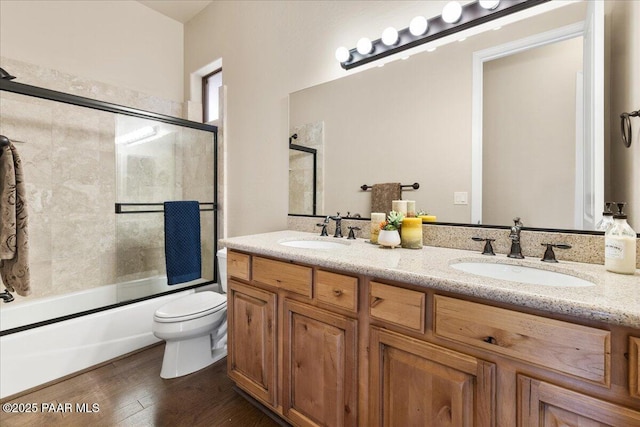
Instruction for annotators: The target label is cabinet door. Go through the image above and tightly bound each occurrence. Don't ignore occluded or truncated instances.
[518,376,640,427]
[227,280,277,407]
[631,336,640,399]
[283,299,358,427]
[369,327,495,427]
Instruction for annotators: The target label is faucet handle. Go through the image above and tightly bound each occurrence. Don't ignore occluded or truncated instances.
[316,222,329,236]
[541,243,571,263]
[0,288,15,303]
[472,237,496,256]
[347,226,361,240]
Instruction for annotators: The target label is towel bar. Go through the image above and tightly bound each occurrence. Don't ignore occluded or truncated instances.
[115,202,216,214]
[361,182,419,191]
[0,135,26,158]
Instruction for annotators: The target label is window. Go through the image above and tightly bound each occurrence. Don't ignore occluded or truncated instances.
[203,68,222,123]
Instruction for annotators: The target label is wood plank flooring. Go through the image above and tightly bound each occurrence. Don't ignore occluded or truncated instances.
[0,344,282,427]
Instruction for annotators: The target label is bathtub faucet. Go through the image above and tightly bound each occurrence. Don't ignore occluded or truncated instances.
[0,288,14,303]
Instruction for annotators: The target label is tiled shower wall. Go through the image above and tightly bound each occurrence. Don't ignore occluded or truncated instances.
[289,121,323,215]
[0,57,215,300]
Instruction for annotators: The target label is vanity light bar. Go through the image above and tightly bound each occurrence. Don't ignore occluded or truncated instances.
[338,0,550,70]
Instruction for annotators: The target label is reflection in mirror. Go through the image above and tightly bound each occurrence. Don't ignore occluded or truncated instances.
[289,122,324,215]
[289,0,639,231]
[478,26,587,229]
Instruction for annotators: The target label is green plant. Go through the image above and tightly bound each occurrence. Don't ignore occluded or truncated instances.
[417,209,430,216]
[380,210,404,231]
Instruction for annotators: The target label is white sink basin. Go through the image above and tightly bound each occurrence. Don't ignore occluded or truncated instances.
[279,239,349,250]
[450,262,595,287]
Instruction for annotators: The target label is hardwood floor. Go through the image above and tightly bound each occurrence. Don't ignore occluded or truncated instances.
[0,344,283,427]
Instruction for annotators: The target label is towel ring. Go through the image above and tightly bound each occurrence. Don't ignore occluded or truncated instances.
[620,110,639,148]
[0,135,10,158]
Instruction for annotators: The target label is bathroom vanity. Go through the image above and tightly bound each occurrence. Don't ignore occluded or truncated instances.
[221,231,640,426]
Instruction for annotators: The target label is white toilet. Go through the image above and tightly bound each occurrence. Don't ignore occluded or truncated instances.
[152,248,229,379]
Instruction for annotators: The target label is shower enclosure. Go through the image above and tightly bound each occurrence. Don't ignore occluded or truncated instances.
[0,77,218,335]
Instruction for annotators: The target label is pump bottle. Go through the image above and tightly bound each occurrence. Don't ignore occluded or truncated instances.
[595,202,614,231]
[604,203,637,274]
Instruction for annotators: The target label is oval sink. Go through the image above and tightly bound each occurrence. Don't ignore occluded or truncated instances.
[279,239,349,250]
[450,262,595,287]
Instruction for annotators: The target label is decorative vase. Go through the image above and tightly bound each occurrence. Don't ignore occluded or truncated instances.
[378,229,401,248]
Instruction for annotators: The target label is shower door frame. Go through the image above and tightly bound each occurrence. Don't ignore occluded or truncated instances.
[0,78,219,334]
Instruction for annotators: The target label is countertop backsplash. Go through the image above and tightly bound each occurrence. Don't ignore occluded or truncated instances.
[287,215,640,267]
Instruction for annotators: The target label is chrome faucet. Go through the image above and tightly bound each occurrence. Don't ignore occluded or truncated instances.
[508,217,524,259]
[330,212,343,238]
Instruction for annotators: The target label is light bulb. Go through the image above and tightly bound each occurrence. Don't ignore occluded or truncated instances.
[381,27,399,46]
[479,0,500,10]
[442,1,462,24]
[335,46,351,63]
[356,37,373,55]
[409,16,428,36]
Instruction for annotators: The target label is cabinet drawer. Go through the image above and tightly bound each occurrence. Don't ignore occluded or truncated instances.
[434,295,611,384]
[315,270,358,312]
[253,257,312,297]
[369,281,425,332]
[228,250,251,281]
[631,336,640,399]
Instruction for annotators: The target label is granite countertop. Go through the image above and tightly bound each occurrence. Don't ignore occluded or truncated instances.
[220,230,640,329]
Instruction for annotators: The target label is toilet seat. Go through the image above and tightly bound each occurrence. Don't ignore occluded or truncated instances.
[154,292,226,323]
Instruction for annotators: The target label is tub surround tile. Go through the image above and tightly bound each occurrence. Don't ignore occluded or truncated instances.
[222,230,640,328]
[1,57,216,301]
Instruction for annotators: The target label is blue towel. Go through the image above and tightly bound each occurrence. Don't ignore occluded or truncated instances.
[164,201,201,285]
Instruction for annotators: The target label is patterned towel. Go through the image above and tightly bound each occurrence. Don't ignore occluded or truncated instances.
[371,183,402,214]
[164,201,201,285]
[0,142,30,296]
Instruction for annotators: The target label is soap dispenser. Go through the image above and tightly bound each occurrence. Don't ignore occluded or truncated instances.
[595,202,614,231]
[604,203,637,274]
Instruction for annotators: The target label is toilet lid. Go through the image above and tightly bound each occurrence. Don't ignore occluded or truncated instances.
[155,291,226,320]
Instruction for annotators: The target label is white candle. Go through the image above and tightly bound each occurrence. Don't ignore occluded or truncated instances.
[391,200,407,216]
[370,212,386,244]
[406,200,416,217]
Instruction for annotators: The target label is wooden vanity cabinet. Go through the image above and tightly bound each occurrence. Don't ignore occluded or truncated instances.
[282,299,358,427]
[518,376,640,426]
[226,250,640,426]
[631,336,640,399]
[227,279,277,407]
[227,251,360,425]
[369,326,495,426]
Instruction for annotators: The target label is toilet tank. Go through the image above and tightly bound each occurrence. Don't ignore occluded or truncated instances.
[216,247,228,293]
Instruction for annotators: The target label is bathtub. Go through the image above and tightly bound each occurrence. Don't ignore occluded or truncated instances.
[0,276,209,399]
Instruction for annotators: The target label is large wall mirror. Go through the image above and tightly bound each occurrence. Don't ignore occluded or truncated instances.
[289,0,639,232]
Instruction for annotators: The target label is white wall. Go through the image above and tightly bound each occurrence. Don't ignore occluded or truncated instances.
[0,0,184,103]
[184,1,451,237]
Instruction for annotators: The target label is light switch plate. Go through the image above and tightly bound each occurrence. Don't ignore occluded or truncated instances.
[454,192,468,205]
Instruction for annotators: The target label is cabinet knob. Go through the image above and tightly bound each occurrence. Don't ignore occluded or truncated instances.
[371,297,383,308]
[333,289,343,297]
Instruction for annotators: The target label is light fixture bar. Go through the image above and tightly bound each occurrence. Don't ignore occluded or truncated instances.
[339,0,550,70]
